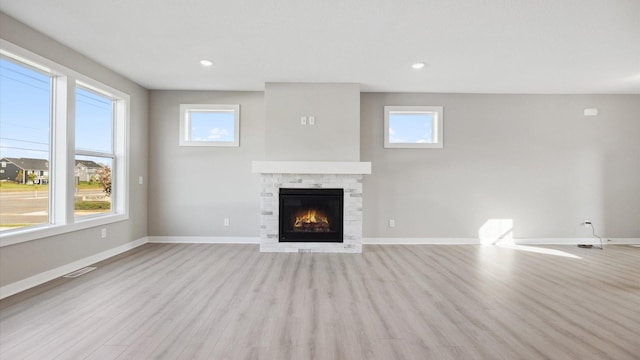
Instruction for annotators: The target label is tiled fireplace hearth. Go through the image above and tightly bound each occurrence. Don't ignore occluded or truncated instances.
[252,161,371,253]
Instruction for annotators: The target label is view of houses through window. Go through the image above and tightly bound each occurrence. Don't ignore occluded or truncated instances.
[74,86,114,219]
[0,57,52,231]
[0,55,118,233]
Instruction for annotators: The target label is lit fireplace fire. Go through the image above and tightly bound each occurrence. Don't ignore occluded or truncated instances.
[293,209,330,232]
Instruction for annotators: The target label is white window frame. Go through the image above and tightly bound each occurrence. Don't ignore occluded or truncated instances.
[179,104,240,147]
[0,40,129,247]
[73,82,123,220]
[384,106,444,149]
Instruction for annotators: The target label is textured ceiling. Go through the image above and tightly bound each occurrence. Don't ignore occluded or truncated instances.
[1,0,639,93]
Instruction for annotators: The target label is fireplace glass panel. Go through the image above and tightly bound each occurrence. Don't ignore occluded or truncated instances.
[279,188,343,242]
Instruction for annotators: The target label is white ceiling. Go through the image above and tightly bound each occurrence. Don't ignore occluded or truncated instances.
[1,0,639,93]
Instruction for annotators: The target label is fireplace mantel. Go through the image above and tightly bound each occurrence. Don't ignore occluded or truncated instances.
[252,161,371,175]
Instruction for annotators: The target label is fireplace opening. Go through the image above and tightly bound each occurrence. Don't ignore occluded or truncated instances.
[279,188,343,242]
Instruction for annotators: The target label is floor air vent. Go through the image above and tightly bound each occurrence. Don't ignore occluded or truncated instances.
[63,267,97,278]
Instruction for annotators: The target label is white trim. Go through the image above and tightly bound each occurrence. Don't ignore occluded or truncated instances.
[604,238,640,245]
[252,161,372,174]
[362,237,639,245]
[515,238,637,245]
[515,238,599,245]
[0,237,148,300]
[364,237,478,245]
[148,236,259,244]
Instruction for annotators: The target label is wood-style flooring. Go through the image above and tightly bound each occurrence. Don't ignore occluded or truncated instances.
[1,244,639,359]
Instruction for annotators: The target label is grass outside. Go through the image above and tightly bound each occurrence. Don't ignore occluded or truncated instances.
[0,182,48,192]
[0,223,32,228]
[75,201,111,210]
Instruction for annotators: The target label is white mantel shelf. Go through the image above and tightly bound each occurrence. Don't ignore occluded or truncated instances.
[252,161,371,175]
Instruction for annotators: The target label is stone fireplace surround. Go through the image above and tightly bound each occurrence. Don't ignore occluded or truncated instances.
[252,161,371,253]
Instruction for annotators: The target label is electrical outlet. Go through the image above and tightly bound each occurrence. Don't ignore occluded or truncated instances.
[101,228,107,238]
[584,108,598,116]
[224,218,230,227]
[389,219,395,228]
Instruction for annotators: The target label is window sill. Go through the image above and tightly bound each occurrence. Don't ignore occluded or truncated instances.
[0,213,129,247]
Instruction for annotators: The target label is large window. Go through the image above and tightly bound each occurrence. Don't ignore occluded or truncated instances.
[384,106,444,149]
[75,86,115,218]
[0,57,52,230]
[0,42,129,245]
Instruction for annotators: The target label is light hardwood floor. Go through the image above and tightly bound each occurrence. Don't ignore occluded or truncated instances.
[1,244,639,359]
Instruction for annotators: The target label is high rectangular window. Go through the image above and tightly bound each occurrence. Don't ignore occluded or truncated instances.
[384,106,444,149]
[179,104,240,147]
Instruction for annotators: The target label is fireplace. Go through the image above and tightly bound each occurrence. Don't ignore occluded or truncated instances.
[252,161,370,253]
[279,188,344,242]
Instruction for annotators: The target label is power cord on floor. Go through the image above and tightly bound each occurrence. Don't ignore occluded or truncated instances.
[580,221,603,250]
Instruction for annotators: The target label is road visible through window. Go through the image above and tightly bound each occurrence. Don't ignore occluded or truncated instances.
[0,58,51,231]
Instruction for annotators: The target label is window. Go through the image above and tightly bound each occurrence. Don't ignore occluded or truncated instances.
[0,56,52,230]
[179,104,240,147]
[0,41,129,245]
[384,106,444,149]
[75,86,115,218]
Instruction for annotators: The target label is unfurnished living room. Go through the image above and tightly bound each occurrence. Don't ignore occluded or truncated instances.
[0,1,639,359]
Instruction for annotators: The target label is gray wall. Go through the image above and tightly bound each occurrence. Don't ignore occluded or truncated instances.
[148,91,264,236]
[148,89,639,242]
[0,13,149,286]
[361,93,640,239]
[265,83,360,161]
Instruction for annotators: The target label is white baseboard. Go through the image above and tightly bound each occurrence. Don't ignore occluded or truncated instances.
[0,237,148,300]
[148,236,260,244]
[363,237,640,245]
[515,238,639,245]
[514,238,596,245]
[363,237,477,245]
[606,238,640,245]
[148,236,638,246]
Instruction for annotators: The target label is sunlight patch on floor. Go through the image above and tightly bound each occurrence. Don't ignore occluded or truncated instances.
[499,244,582,259]
[479,219,581,259]
[479,219,514,246]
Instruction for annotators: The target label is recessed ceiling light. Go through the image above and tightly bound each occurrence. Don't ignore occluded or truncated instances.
[411,62,425,69]
[200,60,213,67]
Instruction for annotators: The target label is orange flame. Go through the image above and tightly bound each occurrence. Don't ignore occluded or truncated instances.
[294,209,329,228]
